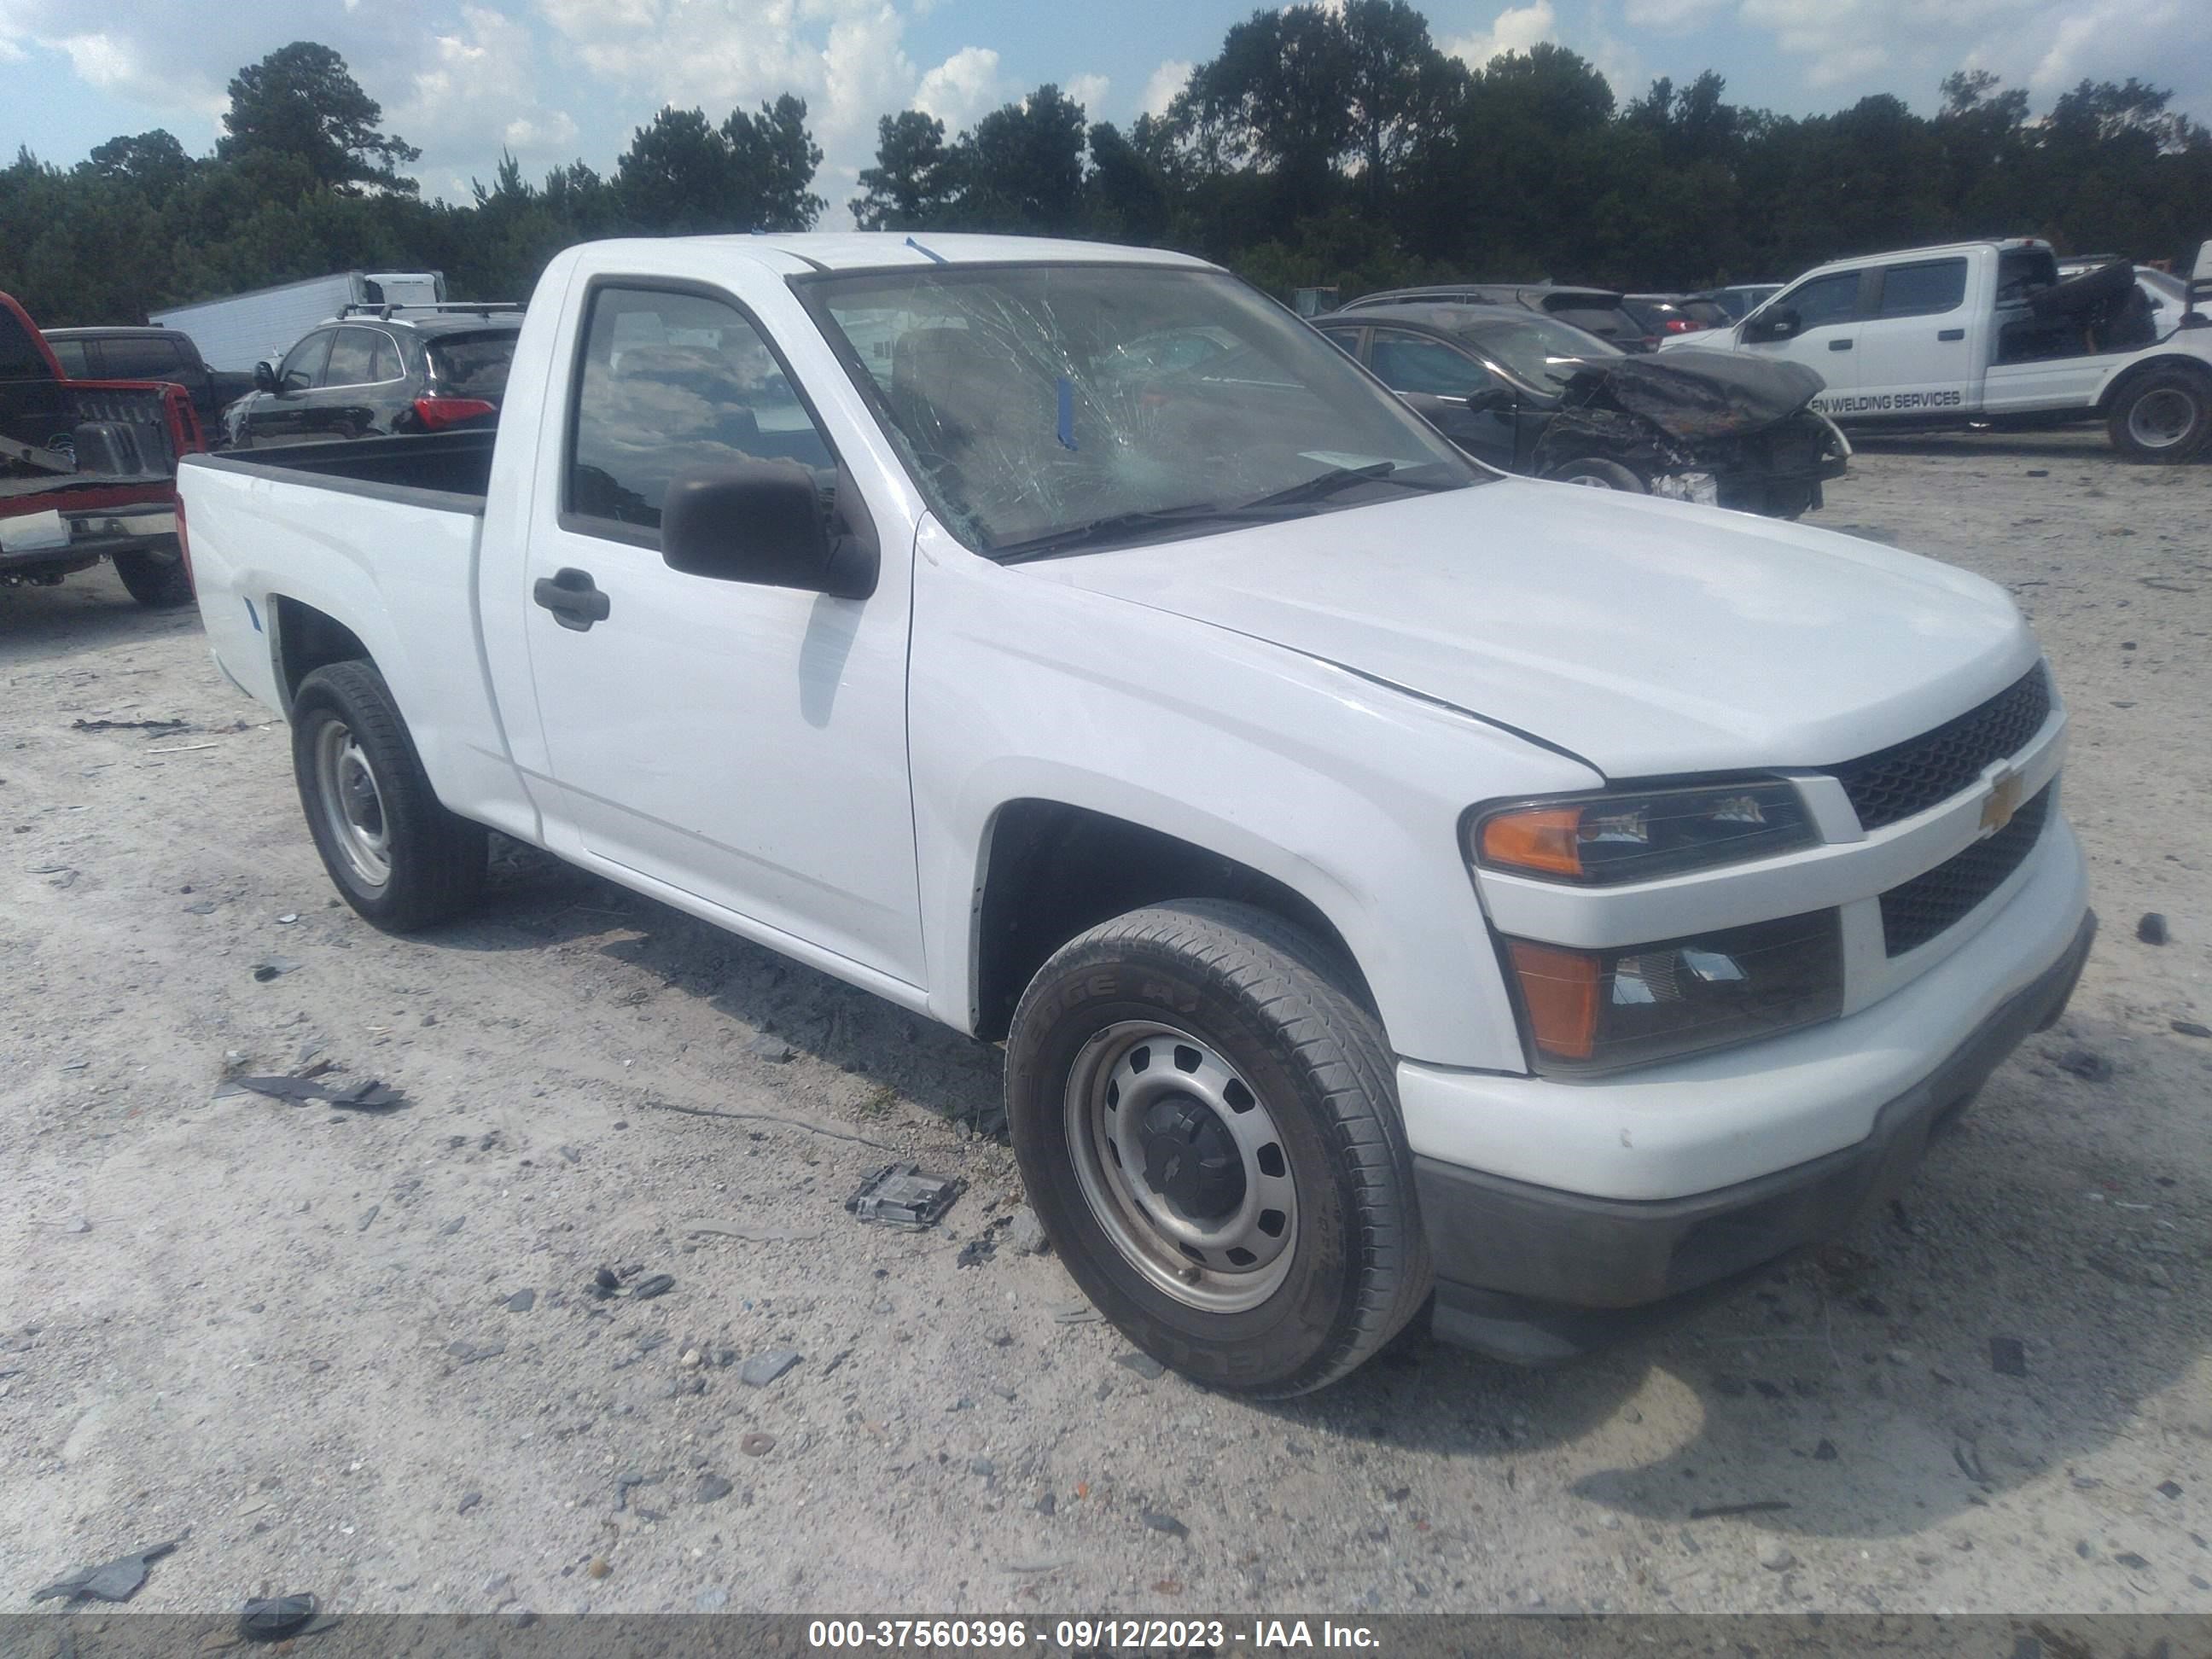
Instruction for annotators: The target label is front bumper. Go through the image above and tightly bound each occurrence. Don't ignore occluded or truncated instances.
[1416,907,2093,1362]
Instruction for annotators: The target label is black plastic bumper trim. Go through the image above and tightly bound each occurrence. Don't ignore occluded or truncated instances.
[1418,908,2095,1362]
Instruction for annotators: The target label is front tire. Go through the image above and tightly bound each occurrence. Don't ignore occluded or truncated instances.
[291,661,486,932]
[1005,900,1430,1396]
[111,544,194,608]
[2107,369,2211,463]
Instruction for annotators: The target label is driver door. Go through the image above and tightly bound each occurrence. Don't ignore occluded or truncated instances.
[519,281,924,985]
[1356,326,1521,471]
[1744,270,1865,406]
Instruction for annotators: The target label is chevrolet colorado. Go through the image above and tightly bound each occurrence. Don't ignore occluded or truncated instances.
[179,235,2093,1394]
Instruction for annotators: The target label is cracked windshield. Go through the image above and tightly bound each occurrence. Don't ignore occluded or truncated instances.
[802,264,1483,558]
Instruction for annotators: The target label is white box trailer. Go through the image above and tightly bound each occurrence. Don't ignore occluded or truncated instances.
[151,271,445,372]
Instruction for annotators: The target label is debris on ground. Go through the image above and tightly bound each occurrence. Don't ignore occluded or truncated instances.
[2158,1481,2184,1499]
[740,1433,776,1457]
[240,1592,320,1643]
[2053,1048,2113,1081]
[738,1349,802,1388]
[447,1340,505,1365]
[225,1074,405,1112]
[847,1162,962,1230]
[1989,1336,2029,1377]
[70,717,189,735]
[32,1537,183,1603]
[589,1266,675,1301]
[504,1290,535,1313]
[2171,1021,2209,1039]
[956,1234,997,1268]
[1758,1540,1797,1572]
[696,1475,733,1503]
[2136,912,2169,946]
[1115,1351,1167,1381]
[249,958,302,982]
[1005,1206,1050,1255]
[1140,1510,1189,1540]
[681,1218,816,1243]
[744,1033,796,1063]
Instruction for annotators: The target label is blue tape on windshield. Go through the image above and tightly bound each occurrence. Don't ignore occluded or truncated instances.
[1056,377,1077,451]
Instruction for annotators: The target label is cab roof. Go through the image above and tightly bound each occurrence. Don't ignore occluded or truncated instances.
[571,232,1218,276]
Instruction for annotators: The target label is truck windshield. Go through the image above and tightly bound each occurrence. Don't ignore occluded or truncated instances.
[799,265,1483,558]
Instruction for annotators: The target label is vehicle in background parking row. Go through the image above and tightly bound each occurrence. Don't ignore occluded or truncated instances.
[42,326,256,435]
[2,290,204,606]
[1342,283,1649,350]
[1668,237,2212,461]
[1315,302,1847,517]
[151,270,447,374]
[182,233,2091,1394]
[1621,294,1726,348]
[222,306,523,451]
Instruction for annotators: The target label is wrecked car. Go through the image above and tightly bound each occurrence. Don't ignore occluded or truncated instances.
[3,288,206,606]
[1314,301,1849,518]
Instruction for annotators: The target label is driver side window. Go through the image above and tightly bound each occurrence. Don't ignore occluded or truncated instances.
[1367,329,1493,399]
[1778,272,1861,330]
[279,331,332,393]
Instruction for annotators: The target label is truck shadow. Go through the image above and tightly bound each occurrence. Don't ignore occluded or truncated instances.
[0,567,197,667]
[1254,1012,2209,1542]
[442,839,1010,1131]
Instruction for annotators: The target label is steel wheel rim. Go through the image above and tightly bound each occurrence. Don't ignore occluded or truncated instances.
[1064,1021,1297,1313]
[1563,471,1614,488]
[312,719,391,889]
[2129,388,2197,450]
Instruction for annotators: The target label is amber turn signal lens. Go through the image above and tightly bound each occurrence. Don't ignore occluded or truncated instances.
[1479,806,1585,877]
[1506,940,1600,1062]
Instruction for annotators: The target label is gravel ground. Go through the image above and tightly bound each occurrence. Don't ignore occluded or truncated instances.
[2,430,2209,1619]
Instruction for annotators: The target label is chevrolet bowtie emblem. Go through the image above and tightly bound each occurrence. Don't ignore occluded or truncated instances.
[1982,768,2023,833]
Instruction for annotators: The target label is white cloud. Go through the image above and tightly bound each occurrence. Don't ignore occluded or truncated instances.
[1445,0,1556,68]
[1620,0,1726,27]
[398,6,579,165]
[1139,57,1191,118]
[1064,73,1109,117]
[912,44,1001,130]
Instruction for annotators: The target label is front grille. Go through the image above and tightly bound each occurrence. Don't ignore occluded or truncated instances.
[1879,786,2051,957]
[1834,667,2052,830]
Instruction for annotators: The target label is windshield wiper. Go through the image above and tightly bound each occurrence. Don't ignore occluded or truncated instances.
[1239,461,1457,509]
[993,501,1289,563]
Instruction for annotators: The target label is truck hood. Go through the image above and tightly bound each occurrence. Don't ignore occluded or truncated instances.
[1022,480,2036,778]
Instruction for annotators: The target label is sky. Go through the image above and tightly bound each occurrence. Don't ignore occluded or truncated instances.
[1,0,2203,228]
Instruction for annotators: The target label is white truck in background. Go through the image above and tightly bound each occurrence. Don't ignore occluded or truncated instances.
[178,233,2093,1393]
[152,271,446,374]
[1665,236,2212,462]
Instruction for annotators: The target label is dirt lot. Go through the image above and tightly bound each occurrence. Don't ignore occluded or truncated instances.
[3,431,2209,1619]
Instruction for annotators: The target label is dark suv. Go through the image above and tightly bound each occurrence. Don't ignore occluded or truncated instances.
[41,326,255,433]
[224,305,522,450]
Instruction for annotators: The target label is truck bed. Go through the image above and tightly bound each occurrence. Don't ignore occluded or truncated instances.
[186,428,495,508]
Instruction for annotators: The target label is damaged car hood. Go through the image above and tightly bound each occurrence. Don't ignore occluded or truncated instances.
[1559,348,1826,439]
[1022,480,2036,778]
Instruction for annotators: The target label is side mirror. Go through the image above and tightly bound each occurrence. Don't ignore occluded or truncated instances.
[1745,308,1801,342]
[661,458,877,600]
[253,360,280,393]
[1464,387,1515,415]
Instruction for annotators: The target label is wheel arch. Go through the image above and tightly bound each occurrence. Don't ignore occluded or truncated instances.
[969,798,1377,1043]
[268,594,375,714]
[2093,351,2212,413]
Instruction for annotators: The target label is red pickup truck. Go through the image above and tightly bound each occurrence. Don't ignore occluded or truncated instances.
[2,289,206,608]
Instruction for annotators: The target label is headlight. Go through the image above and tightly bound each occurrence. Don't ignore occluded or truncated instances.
[1471,780,1815,885]
[1502,910,1843,1074]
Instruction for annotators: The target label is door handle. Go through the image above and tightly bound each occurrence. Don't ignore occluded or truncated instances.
[533,567,610,632]
[1828,339,1854,351]
[1937,328,1965,341]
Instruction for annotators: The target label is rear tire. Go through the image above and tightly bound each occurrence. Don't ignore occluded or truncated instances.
[111,544,193,608]
[1544,457,1648,492]
[1005,899,1430,1396]
[290,661,486,932]
[2107,369,2211,463]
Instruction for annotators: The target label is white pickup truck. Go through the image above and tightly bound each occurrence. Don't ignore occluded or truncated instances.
[179,234,2094,1393]
[1662,236,2212,461]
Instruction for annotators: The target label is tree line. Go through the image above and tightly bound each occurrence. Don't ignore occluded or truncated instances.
[3,11,2207,333]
